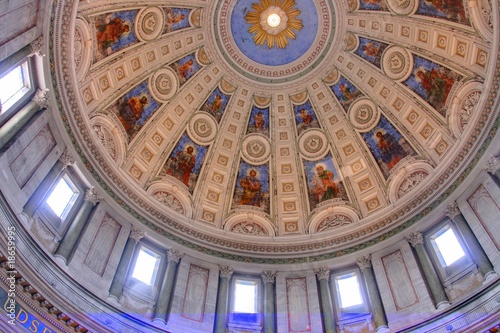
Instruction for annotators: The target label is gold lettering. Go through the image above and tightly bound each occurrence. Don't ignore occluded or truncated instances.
[16,308,29,324]
[29,319,40,332]
[42,328,53,333]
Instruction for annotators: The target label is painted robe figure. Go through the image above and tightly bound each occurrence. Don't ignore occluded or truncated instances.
[118,95,148,135]
[376,130,406,169]
[415,67,455,110]
[167,146,196,186]
[96,16,130,55]
[313,165,338,202]
[239,169,262,207]
[299,108,313,125]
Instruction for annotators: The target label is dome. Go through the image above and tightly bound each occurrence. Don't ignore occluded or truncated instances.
[0,0,499,332]
[56,0,496,262]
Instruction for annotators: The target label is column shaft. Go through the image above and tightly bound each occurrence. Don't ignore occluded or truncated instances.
[318,278,336,333]
[153,256,179,323]
[109,236,139,300]
[453,213,495,278]
[214,276,230,333]
[0,100,43,150]
[361,266,387,330]
[263,281,275,333]
[413,243,449,308]
[54,196,96,264]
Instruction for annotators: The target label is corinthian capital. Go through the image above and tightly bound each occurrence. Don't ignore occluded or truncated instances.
[32,88,49,109]
[130,226,145,241]
[29,35,45,57]
[85,187,100,205]
[219,265,234,279]
[167,249,183,263]
[484,155,500,174]
[406,231,424,247]
[356,255,372,270]
[314,267,331,281]
[444,201,461,219]
[261,270,276,284]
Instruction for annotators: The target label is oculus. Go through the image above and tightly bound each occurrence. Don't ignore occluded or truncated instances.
[245,0,303,48]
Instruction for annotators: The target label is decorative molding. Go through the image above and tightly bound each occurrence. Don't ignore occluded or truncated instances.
[406,231,424,247]
[261,270,276,284]
[219,265,234,279]
[356,255,372,270]
[314,267,330,281]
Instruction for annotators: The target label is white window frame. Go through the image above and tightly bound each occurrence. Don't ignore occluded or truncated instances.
[124,241,166,303]
[425,220,475,286]
[228,275,262,329]
[37,170,84,237]
[331,268,371,323]
[0,57,36,126]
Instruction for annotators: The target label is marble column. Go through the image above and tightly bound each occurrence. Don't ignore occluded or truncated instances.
[261,270,276,333]
[153,249,183,324]
[22,149,75,218]
[109,227,145,301]
[445,202,496,280]
[314,267,336,333]
[54,187,100,264]
[484,155,500,186]
[356,255,388,332]
[406,232,450,309]
[0,88,49,150]
[214,265,233,333]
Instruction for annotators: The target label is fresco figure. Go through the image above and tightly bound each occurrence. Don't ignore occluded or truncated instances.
[254,112,265,129]
[200,88,231,123]
[167,145,196,186]
[163,8,191,33]
[299,108,313,125]
[178,59,194,80]
[313,164,339,202]
[166,10,186,31]
[96,16,130,54]
[418,0,468,24]
[209,94,223,116]
[359,0,388,10]
[240,169,262,207]
[415,67,455,110]
[375,130,406,169]
[117,95,148,135]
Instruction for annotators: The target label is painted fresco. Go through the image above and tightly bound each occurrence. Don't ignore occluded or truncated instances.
[160,133,208,193]
[163,8,191,33]
[170,53,201,86]
[304,155,348,209]
[417,0,469,25]
[93,10,139,62]
[111,81,160,141]
[294,100,320,136]
[354,37,389,68]
[246,106,270,136]
[330,76,364,112]
[232,161,270,213]
[404,55,462,117]
[359,0,389,11]
[199,87,231,123]
[362,116,417,178]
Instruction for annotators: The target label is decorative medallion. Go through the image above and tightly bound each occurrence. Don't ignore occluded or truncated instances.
[382,46,413,82]
[244,0,303,48]
[148,67,178,102]
[348,98,380,132]
[187,113,218,145]
[385,0,418,16]
[299,129,328,160]
[231,221,268,236]
[241,134,272,164]
[135,7,164,41]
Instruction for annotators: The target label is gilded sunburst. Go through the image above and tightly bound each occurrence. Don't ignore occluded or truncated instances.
[245,0,303,49]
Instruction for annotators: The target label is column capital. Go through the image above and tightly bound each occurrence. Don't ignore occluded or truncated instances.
[406,231,424,247]
[484,155,500,174]
[32,88,50,109]
[85,187,101,205]
[261,270,276,284]
[130,226,145,241]
[314,267,331,281]
[219,265,234,279]
[167,249,183,263]
[29,35,45,57]
[59,148,76,168]
[356,255,372,270]
[444,201,461,219]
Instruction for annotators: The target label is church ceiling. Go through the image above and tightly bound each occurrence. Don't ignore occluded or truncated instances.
[51,0,498,261]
